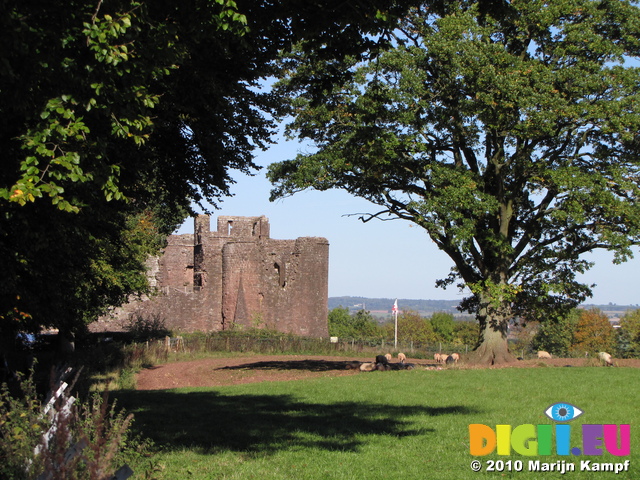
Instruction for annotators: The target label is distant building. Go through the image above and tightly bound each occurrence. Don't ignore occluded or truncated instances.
[92,215,329,337]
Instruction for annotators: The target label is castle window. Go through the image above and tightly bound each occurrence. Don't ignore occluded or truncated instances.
[227,220,233,236]
[274,262,286,288]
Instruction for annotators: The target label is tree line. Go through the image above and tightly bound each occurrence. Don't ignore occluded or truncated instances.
[510,308,640,359]
[332,305,640,359]
[328,307,479,348]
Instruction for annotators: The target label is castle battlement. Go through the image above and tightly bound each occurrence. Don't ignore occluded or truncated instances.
[95,215,329,336]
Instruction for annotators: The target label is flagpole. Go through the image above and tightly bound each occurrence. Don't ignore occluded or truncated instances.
[393,299,398,349]
[394,311,398,349]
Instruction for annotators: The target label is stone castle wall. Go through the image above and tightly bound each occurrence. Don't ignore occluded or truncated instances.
[93,215,329,337]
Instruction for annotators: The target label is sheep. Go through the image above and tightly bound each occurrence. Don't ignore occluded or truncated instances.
[450,353,460,363]
[434,353,447,364]
[385,353,392,362]
[445,355,455,365]
[359,362,376,372]
[537,351,552,359]
[598,351,614,366]
[397,352,407,363]
[375,354,389,365]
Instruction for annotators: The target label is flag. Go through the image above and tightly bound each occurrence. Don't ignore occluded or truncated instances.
[392,299,398,314]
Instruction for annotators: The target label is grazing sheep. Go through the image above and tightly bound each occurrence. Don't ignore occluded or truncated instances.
[385,353,392,362]
[375,354,389,365]
[397,352,407,363]
[433,353,441,363]
[598,351,614,366]
[537,351,552,359]
[434,353,447,364]
[445,355,455,365]
[451,353,460,363]
[359,362,376,372]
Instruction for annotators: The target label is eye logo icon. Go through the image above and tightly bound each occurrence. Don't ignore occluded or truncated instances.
[545,403,583,422]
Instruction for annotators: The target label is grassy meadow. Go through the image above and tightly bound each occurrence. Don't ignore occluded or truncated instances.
[115,366,639,480]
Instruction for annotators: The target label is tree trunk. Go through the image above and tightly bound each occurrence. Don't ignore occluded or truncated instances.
[467,310,517,365]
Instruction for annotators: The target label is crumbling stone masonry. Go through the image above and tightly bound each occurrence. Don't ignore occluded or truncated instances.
[96,215,329,337]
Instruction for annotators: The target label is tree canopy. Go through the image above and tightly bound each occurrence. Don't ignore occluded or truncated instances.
[572,308,617,354]
[0,0,418,352]
[269,0,640,363]
[618,309,640,357]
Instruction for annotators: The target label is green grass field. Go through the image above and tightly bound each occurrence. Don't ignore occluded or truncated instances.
[115,367,639,479]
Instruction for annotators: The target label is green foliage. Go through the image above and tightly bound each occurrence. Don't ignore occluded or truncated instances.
[617,309,640,358]
[381,309,435,344]
[430,312,455,342]
[328,307,379,339]
[1,0,419,349]
[269,0,640,360]
[531,310,579,357]
[124,314,171,343]
[0,371,154,479]
[327,307,351,338]
[453,320,479,347]
[0,204,169,340]
[0,373,46,479]
[400,310,435,344]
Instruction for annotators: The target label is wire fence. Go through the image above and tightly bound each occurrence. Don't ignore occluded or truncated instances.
[134,332,474,360]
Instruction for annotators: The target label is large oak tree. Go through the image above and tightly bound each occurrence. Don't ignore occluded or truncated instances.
[268,0,640,363]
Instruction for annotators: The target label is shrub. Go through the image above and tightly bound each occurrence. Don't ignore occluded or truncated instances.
[0,372,46,479]
[125,313,171,342]
[0,369,154,479]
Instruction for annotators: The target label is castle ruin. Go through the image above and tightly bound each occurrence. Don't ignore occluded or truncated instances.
[97,215,329,337]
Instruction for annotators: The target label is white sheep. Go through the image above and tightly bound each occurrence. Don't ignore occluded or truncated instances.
[397,352,407,363]
[537,351,552,359]
[598,351,614,366]
[385,353,392,362]
[450,352,460,363]
[434,353,447,364]
[359,362,375,372]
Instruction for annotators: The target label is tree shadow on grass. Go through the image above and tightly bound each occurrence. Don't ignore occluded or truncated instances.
[114,389,479,456]
[219,359,362,372]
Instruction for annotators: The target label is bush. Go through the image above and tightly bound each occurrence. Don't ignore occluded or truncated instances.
[125,313,171,342]
[0,369,154,479]
[0,372,46,479]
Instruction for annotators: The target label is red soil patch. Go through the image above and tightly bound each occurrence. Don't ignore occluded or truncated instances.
[135,354,640,391]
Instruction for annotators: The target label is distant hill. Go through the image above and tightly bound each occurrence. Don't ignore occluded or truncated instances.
[328,296,464,317]
[329,296,640,319]
[580,303,639,317]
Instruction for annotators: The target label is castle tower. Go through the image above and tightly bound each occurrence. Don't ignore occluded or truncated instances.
[93,215,329,336]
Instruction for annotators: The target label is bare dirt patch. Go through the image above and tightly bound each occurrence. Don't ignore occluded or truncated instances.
[135,354,640,391]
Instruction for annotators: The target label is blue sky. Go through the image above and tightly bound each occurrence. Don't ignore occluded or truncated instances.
[176,136,640,307]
